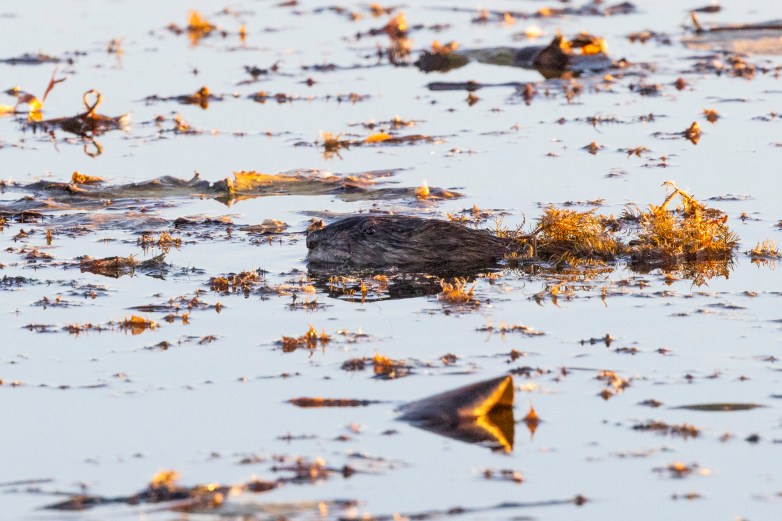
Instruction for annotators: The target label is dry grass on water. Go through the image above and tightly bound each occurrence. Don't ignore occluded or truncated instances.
[508,182,739,275]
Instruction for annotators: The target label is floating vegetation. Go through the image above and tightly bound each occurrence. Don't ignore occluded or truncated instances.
[80,254,166,278]
[632,420,701,439]
[317,130,437,159]
[653,461,709,479]
[119,315,157,335]
[476,321,545,337]
[44,469,254,511]
[167,11,218,46]
[209,270,263,294]
[288,397,381,407]
[27,90,130,137]
[3,170,461,210]
[749,240,780,261]
[144,86,221,109]
[372,352,410,379]
[627,182,738,268]
[437,278,479,307]
[278,325,331,352]
[674,403,765,412]
[532,206,622,264]
[596,370,630,399]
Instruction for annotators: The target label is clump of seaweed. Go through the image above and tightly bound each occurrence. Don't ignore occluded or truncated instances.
[80,254,165,278]
[633,420,700,439]
[749,240,780,267]
[278,325,331,352]
[749,240,780,259]
[120,315,157,335]
[534,207,622,265]
[209,270,263,294]
[506,183,739,285]
[437,278,479,307]
[628,182,738,266]
[372,352,410,379]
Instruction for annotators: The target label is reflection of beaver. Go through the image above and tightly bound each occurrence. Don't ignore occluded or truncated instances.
[306,215,511,269]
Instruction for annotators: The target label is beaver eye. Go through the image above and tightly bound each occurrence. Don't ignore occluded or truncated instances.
[363,226,375,236]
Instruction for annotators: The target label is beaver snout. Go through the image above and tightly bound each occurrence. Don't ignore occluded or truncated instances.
[305,231,320,250]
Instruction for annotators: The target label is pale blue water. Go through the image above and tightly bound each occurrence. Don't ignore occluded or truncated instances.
[1,1,781,520]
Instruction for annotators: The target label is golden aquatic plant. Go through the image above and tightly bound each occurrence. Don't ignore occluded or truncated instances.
[13,68,66,122]
[372,352,409,379]
[703,108,719,123]
[365,132,392,143]
[750,240,779,258]
[534,207,623,265]
[209,270,263,294]
[438,278,479,306]
[630,182,738,265]
[415,180,430,199]
[187,11,215,45]
[385,12,407,40]
[71,171,103,184]
[280,325,330,352]
[558,32,608,55]
[431,40,459,54]
[150,470,180,490]
[749,240,780,267]
[684,121,701,144]
[319,131,350,159]
[185,86,211,109]
[121,315,157,335]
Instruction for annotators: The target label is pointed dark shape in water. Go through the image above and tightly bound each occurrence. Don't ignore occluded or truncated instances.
[397,375,515,452]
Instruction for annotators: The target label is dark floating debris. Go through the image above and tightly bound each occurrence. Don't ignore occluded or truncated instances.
[144,86,221,109]
[674,403,765,412]
[80,254,166,279]
[632,420,700,439]
[461,33,614,79]
[686,14,782,54]
[288,397,382,407]
[44,470,277,512]
[27,89,129,137]
[398,375,515,452]
[353,495,588,521]
[0,52,63,65]
[463,1,635,21]
[4,169,460,210]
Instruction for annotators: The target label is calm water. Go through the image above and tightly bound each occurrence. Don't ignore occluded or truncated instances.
[1,1,781,520]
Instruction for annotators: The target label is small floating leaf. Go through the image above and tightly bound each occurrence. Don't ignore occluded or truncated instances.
[365,132,392,143]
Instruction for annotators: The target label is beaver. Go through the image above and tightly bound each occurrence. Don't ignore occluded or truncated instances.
[306,215,511,269]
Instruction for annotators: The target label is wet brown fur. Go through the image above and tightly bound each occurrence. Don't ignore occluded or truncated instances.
[306,215,509,269]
